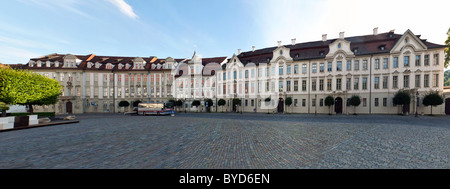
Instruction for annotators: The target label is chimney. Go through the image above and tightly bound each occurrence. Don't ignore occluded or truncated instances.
[373,27,378,35]
[277,41,282,47]
[339,32,345,39]
[238,49,241,54]
[291,38,296,45]
[252,46,255,52]
[322,34,327,42]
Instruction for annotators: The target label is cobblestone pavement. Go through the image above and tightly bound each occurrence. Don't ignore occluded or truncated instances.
[0,113,448,169]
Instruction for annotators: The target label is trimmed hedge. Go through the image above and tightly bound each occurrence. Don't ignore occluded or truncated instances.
[10,112,55,118]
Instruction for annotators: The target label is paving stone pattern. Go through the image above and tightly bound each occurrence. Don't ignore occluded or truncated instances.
[0,113,448,169]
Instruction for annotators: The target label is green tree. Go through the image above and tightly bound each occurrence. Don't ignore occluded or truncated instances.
[175,99,183,111]
[132,100,142,107]
[285,97,292,113]
[349,95,361,115]
[218,99,226,112]
[422,91,444,115]
[204,98,213,107]
[393,89,411,114]
[0,101,9,117]
[264,97,271,114]
[0,67,61,114]
[445,27,450,69]
[444,70,450,86]
[324,95,335,115]
[118,101,129,112]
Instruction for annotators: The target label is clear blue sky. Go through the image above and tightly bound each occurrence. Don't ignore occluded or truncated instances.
[0,0,448,65]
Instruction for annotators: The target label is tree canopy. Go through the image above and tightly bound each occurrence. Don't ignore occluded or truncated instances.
[422,90,444,115]
[393,89,411,106]
[445,27,450,69]
[0,67,61,114]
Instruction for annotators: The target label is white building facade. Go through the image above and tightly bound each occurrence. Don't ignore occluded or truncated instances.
[20,29,449,115]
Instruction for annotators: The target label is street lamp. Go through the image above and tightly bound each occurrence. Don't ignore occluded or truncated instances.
[415,91,419,117]
[315,94,317,116]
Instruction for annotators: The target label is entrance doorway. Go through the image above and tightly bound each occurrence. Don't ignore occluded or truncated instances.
[66,101,73,114]
[335,97,343,114]
[445,98,450,115]
[277,98,284,113]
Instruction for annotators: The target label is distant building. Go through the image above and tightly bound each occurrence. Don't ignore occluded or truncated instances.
[18,28,449,115]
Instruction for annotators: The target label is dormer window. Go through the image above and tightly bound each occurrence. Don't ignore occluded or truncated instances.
[338,43,341,49]
[267,58,271,62]
[353,48,359,53]
[319,51,325,56]
[295,54,299,58]
[405,37,408,43]
[280,50,283,55]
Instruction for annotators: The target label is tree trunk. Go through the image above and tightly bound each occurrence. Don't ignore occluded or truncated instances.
[1,110,6,117]
[28,104,34,115]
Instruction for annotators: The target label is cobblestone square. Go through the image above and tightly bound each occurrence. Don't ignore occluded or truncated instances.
[0,113,448,169]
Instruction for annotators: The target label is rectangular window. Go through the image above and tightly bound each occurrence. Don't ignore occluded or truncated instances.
[424,55,430,66]
[415,55,421,66]
[294,99,298,107]
[383,58,389,69]
[302,99,306,107]
[286,81,291,91]
[223,72,226,80]
[347,60,351,71]
[312,98,316,107]
[337,61,342,71]
[363,98,367,107]
[424,74,429,87]
[279,66,283,75]
[311,64,316,73]
[415,75,421,88]
[404,75,410,88]
[245,70,249,78]
[393,76,398,89]
[312,79,317,91]
[286,66,291,75]
[294,65,299,74]
[279,81,283,92]
[319,63,324,72]
[362,77,368,90]
[374,98,379,107]
[233,71,237,79]
[327,79,332,91]
[354,78,359,90]
[374,59,380,69]
[319,79,324,91]
[383,98,387,107]
[294,80,299,91]
[404,56,410,67]
[251,69,255,78]
[383,76,388,89]
[320,99,324,107]
[354,60,359,70]
[302,80,307,91]
[434,54,439,65]
[433,74,439,87]
[363,60,368,70]
[393,57,398,68]
[327,62,332,72]
[336,78,342,90]
[346,78,351,90]
[374,77,379,89]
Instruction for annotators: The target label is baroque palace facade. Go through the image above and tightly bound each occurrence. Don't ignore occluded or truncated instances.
[17,28,449,115]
